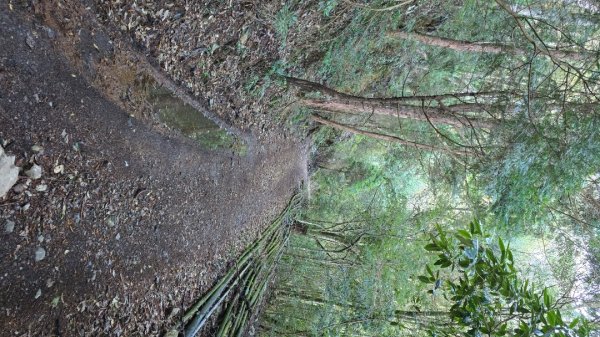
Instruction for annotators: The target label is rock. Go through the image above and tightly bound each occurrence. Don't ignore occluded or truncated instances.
[35,247,46,261]
[45,27,56,39]
[53,164,64,174]
[25,164,42,180]
[4,220,15,233]
[0,147,19,198]
[165,330,179,337]
[26,33,35,49]
[46,278,54,288]
[35,289,41,299]
[31,145,43,152]
[35,184,48,192]
[106,216,116,227]
[167,307,180,319]
[13,183,27,193]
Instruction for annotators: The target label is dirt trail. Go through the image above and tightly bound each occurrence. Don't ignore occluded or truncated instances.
[0,4,306,336]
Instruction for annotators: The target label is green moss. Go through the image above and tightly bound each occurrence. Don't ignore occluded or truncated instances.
[145,86,245,154]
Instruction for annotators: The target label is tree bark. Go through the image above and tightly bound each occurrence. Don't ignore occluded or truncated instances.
[286,76,499,129]
[304,99,497,129]
[392,31,591,61]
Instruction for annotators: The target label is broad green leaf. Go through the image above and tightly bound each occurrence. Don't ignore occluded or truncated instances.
[569,317,580,329]
[418,275,431,284]
[498,237,506,254]
[543,288,551,308]
[426,264,434,277]
[424,243,441,251]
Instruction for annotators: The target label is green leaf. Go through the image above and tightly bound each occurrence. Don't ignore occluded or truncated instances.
[543,288,551,308]
[439,259,452,268]
[426,265,434,278]
[456,228,472,241]
[485,248,497,263]
[458,259,470,268]
[556,310,564,325]
[498,323,508,336]
[470,219,482,235]
[499,237,506,254]
[456,233,472,246]
[568,317,580,329]
[418,275,432,284]
[425,243,441,251]
[547,310,557,326]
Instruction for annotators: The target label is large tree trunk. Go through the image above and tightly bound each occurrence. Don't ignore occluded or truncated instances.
[286,76,499,129]
[391,31,590,61]
[304,99,497,129]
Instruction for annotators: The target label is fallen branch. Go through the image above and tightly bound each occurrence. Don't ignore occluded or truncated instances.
[311,114,473,156]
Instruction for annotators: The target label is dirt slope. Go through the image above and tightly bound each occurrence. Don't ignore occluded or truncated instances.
[0,3,306,336]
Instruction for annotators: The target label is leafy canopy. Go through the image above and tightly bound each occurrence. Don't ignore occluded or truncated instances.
[421,221,591,337]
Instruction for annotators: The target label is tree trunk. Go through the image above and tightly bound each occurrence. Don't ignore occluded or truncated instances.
[303,98,497,129]
[392,31,590,61]
[286,76,499,129]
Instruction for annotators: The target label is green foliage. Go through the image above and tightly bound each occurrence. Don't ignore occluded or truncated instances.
[420,221,591,337]
[484,115,600,226]
[260,0,600,335]
[274,4,297,49]
[318,0,338,17]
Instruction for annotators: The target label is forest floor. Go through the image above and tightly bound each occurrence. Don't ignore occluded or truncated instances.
[0,1,308,336]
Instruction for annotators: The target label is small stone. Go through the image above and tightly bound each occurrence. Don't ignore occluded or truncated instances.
[35,289,41,299]
[53,165,64,174]
[26,34,35,49]
[115,233,121,240]
[35,247,46,261]
[45,27,56,39]
[31,145,43,152]
[21,203,30,211]
[4,220,15,233]
[37,235,44,242]
[35,184,48,192]
[167,307,180,319]
[165,330,179,337]
[25,164,42,180]
[46,278,54,288]
[12,184,26,193]
[0,147,19,198]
